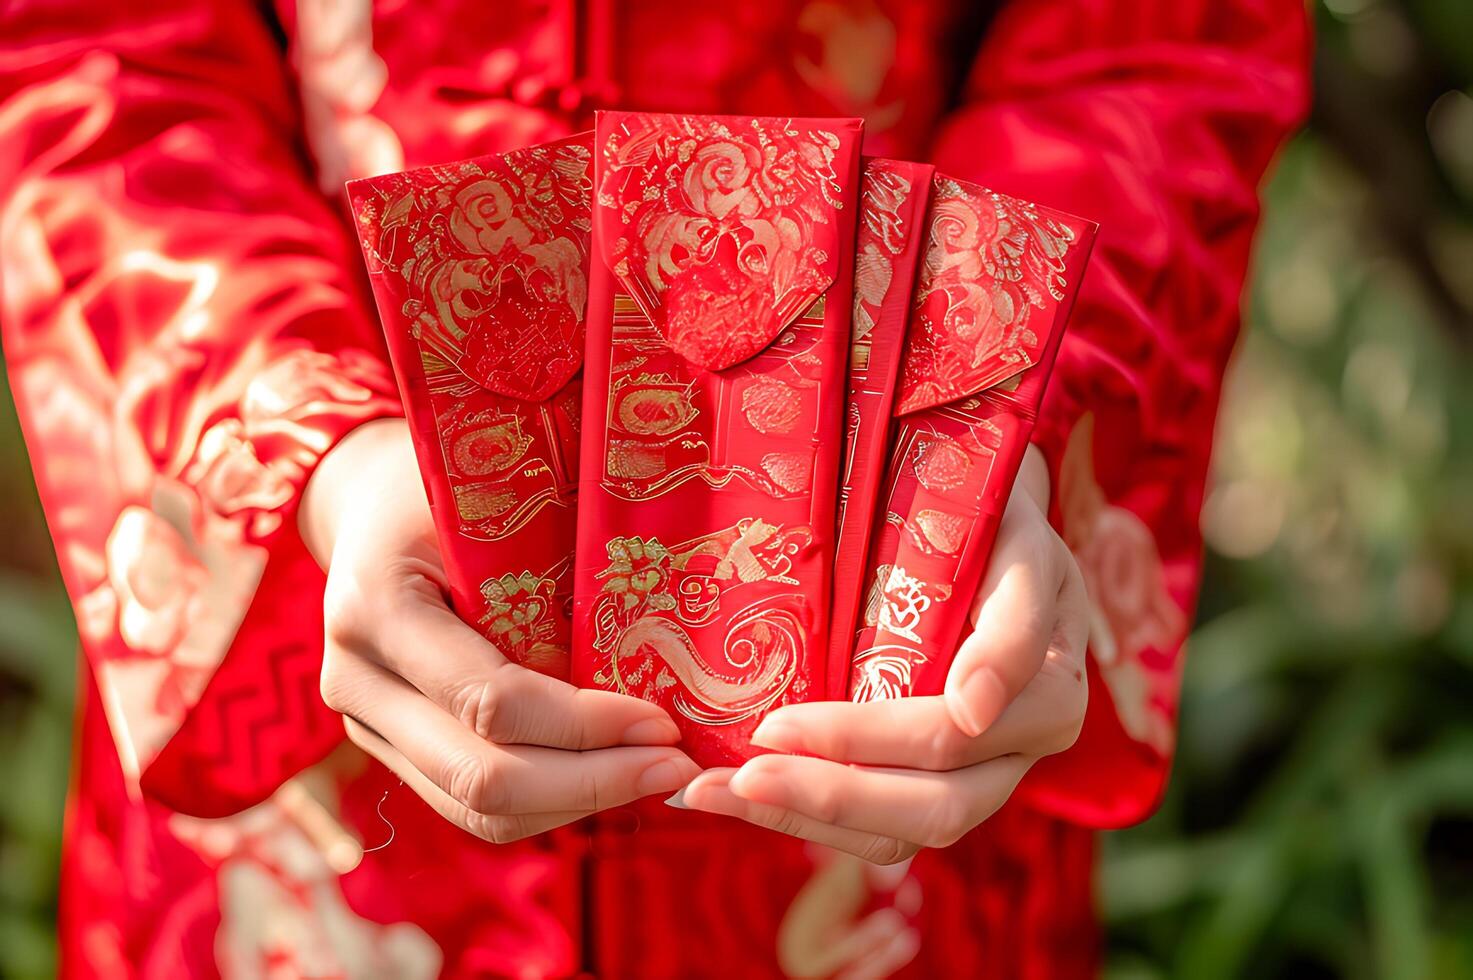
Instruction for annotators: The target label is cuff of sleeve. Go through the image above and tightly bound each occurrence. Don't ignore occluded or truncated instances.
[138,348,403,817]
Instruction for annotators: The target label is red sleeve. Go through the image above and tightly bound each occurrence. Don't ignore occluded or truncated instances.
[929,0,1311,827]
[0,0,402,815]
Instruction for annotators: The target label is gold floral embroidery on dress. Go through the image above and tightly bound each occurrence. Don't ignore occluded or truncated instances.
[590,520,811,724]
[895,179,1079,415]
[1060,415,1185,755]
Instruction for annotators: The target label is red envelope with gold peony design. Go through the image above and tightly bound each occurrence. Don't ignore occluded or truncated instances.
[347,134,592,679]
[826,158,935,699]
[847,175,1097,702]
[573,112,863,765]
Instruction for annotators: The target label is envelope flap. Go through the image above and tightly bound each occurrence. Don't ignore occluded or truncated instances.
[353,135,593,402]
[895,177,1087,416]
[596,112,853,372]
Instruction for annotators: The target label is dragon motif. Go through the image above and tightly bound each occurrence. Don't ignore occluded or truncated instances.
[591,520,810,724]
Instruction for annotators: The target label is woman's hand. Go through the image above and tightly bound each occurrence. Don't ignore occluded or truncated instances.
[300,418,699,843]
[678,445,1088,864]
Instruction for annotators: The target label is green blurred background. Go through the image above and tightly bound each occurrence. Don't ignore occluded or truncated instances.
[1,1,1470,977]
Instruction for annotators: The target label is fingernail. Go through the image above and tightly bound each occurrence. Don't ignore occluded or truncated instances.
[750,717,799,750]
[664,788,689,809]
[637,757,695,797]
[952,669,1004,738]
[622,716,681,745]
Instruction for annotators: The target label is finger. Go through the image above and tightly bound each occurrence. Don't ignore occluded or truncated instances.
[679,770,920,866]
[776,863,908,978]
[823,910,912,980]
[947,494,1068,737]
[724,753,1032,850]
[329,593,681,749]
[343,661,698,814]
[751,652,1086,769]
[344,717,590,843]
[835,924,922,980]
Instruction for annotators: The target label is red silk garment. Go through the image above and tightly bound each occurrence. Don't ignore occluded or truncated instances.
[347,135,593,678]
[827,158,934,699]
[849,177,1096,700]
[574,112,863,766]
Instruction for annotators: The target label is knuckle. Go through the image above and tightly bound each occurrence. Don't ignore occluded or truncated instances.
[483,816,533,845]
[923,726,971,771]
[860,837,914,867]
[443,750,504,813]
[321,580,369,650]
[919,798,971,849]
[803,783,843,826]
[1048,707,1086,756]
[769,808,811,840]
[447,679,504,741]
[318,662,354,716]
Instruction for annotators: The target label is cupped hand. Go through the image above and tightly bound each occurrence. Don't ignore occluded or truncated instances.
[679,445,1088,864]
[301,419,698,843]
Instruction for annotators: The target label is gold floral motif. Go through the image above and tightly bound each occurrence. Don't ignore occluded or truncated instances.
[741,377,803,435]
[453,484,517,523]
[478,567,567,673]
[761,451,814,495]
[599,114,844,372]
[606,441,668,480]
[615,383,699,436]
[1059,415,1184,755]
[449,417,533,476]
[911,435,971,492]
[896,178,1081,414]
[913,509,969,555]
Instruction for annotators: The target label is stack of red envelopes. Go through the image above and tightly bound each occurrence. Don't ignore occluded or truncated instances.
[349,112,1096,768]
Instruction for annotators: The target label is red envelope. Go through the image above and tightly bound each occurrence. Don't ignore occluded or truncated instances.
[847,176,1097,701]
[347,134,593,679]
[573,112,864,765]
[827,158,935,700]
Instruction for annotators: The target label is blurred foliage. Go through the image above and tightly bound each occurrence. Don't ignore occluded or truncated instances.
[0,367,74,979]
[1100,1,1473,978]
[0,1,1469,978]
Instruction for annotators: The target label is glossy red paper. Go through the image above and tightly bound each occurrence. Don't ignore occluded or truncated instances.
[347,134,593,678]
[574,112,863,766]
[848,176,1097,701]
[827,158,935,700]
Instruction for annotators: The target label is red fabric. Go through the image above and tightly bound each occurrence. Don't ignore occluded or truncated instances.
[573,112,863,766]
[929,0,1313,827]
[0,0,1310,975]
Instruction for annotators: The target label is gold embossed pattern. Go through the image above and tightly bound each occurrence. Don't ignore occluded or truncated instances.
[895,178,1078,415]
[596,113,844,371]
